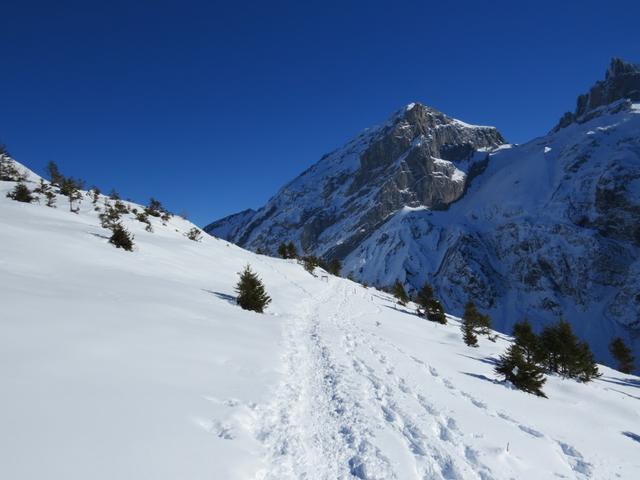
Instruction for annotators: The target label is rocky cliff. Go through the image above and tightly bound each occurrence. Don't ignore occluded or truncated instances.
[206,59,640,368]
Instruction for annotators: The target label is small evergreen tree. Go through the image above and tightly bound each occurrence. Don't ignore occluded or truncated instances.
[301,255,320,274]
[60,177,83,212]
[609,337,635,374]
[277,242,288,259]
[185,227,203,241]
[235,264,271,313]
[109,189,120,200]
[6,182,34,203]
[462,302,479,347]
[326,258,341,276]
[108,223,135,251]
[540,320,600,381]
[46,161,64,186]
[99,201,121,229]
[34,178,56,207]
[392,280,409,305]
[512,319,543,364]
[285,241,297,259]
[495,344,547,397]
[415,282,434,315]
[425,298,447,324]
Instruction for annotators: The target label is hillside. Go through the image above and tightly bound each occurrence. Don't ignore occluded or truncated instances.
[1,161,639,479]
[206,59,640,369]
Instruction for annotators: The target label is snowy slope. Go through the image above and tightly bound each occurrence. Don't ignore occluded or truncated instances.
[1,164,639,479]
[205,60,640,371]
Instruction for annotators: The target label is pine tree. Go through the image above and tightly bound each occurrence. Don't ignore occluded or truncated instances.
[415,283,434,316]
[462,302,479,347]
[34,178,56,207]
[540,320,600,382]
[60,177,83,212]
[573,341,601,382]
[46,161,64,186]
[425,298,447,324]
[235,264,271,313]
[301,255,320,274]
[109,189,120,200]
[6,182,34,203]
[512,319,542,364]
[277,242,288,259]
[285,241,297,259]
[392,280,409,305]
[495,344,547,397]
[609,337,635,374]
[108,223,135,251]
[326,258,342,276]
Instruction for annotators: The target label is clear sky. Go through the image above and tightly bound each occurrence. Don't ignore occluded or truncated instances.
[1,0,639,225]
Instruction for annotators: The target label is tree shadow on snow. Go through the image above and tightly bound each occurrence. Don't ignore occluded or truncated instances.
[203,289,237,306]
[382,305,419,317]
[89,232,110,240]
[622,431,640,443]
[461,371,499,384]
[599,376,640,390]
[458,353,499,367]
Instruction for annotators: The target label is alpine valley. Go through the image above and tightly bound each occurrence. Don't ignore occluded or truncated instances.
[206,58,640,367]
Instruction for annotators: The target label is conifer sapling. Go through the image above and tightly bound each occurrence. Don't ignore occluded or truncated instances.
[235,264,271,313]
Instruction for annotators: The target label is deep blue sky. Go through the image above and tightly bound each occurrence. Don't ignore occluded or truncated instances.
[1,0,638,225]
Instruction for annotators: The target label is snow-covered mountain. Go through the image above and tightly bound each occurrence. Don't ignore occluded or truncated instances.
[206,58,640,369]
[1,159,639,479]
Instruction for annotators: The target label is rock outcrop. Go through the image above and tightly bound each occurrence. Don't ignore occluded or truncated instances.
[206,59,640,368]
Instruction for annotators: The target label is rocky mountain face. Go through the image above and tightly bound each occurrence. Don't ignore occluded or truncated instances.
[206,103,504,258]
[206,59,640,367]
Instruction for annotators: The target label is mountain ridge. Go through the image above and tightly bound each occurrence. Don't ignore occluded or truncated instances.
[207,58,640,369]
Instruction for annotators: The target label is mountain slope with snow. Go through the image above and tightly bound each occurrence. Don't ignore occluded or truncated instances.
[1,161,639,479]
[206,59,640,370]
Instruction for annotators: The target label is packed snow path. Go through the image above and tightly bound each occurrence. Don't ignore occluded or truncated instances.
[1,171,639,479]
[244,262,638,479]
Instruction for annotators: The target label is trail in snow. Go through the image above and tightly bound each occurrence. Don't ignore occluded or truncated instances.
[2,168,638,480]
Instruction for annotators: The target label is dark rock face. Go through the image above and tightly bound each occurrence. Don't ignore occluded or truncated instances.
[205,59,640,368]
[208,102,505,257]
[553,58,640,131]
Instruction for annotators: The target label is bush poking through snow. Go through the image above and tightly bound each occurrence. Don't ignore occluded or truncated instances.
[235,264,271,313]
[135,211,153,232]
[6,182,34,203]
[108,223,135,251]
[185,227,203,242]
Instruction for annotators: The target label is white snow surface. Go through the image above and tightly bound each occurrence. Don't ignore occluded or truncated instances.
[1,167,639,479]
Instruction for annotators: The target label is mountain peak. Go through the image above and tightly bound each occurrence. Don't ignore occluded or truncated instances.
[554,57,640,131]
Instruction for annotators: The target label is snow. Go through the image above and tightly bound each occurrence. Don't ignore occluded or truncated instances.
[1,167,640,479]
